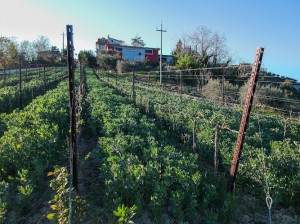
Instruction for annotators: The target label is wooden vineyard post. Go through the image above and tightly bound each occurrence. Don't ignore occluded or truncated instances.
[132,70,136,105]
[43,64,46,90]
[228,47,264,192]
[222,74,225,105]
[146,99,150,114]
[283,118,287,138]
[25,65,28,83]
[180,71,182,95]
[66,24,78,192]
[192,116,198,150]
[214,125,220,172]
[80,65,85,96]
[19,63,23,110]
[24,65,27,99]
[3,69,6,86]
[201,71,204,93]
[197,70,200,94]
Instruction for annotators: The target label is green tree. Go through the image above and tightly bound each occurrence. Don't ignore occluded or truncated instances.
[35,45,60,66]
[175,53,200,70]
[131,34,145,47]
[78,50,97,68]
[174,26,231,68]
[0,36,19,68]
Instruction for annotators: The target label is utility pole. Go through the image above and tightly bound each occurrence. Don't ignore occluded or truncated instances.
[156,21,166,85]
[61,32,65,61]
[228,47,264,192]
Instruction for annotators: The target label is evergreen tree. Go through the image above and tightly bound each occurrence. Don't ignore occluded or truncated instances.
[131,34,145,47]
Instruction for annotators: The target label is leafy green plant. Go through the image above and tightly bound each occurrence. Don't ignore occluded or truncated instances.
[16,168,34,213]
[113,204,137,224]
[0,78,73,220]
[0,181,9,223]
[47,166,87,224]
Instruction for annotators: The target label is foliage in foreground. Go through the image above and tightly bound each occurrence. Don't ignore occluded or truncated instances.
[0,80,70,221]
[99,69,300,212]
[47,167,87,224]
[84,72,238,223]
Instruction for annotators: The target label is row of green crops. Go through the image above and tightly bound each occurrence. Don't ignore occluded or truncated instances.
[0,69,39,88]
[98,70,300,210]
[0,67,65,88]
[0,68,67,114]
[84,71,238,223]
[0,77,72,223]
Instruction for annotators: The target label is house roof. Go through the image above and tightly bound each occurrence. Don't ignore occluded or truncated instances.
[96,36,159,50]
[111,44,159,50]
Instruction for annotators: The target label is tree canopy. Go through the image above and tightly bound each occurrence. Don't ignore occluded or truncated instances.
[172,26,231,69]
[78,50,97,68]
[175,53,200,70]
[131,35,145,47]
[0,37,19,69]
[0,35,62,68]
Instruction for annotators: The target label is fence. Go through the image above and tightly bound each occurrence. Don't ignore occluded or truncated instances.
[99,65,300,118]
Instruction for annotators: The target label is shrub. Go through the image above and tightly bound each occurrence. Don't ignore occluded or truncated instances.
[239,81,285,108]
[202,78,239,103]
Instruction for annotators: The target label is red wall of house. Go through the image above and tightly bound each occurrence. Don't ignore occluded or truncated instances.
[107,45,114,51]
[145,49,159,62]
[103,43,159,62]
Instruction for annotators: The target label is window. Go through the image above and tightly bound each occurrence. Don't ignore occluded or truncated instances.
[115,47,122,52]
[145,49,153,54]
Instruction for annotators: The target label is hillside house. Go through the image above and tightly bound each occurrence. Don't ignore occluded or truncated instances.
[96,36,160,62]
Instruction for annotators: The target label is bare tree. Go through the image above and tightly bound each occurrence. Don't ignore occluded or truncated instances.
[185,26,230,67]
[19,40,36,62]
[33,36,52,63]
[34,36,51,53]
[211,32,229,66]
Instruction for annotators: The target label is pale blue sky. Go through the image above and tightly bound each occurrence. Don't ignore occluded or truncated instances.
[1,0,299,81]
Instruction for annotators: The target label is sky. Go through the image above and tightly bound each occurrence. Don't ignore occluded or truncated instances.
[1,0,299,81]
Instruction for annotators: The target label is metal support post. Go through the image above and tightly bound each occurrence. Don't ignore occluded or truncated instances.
[228,47,264,192]
[67,24,78,192]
